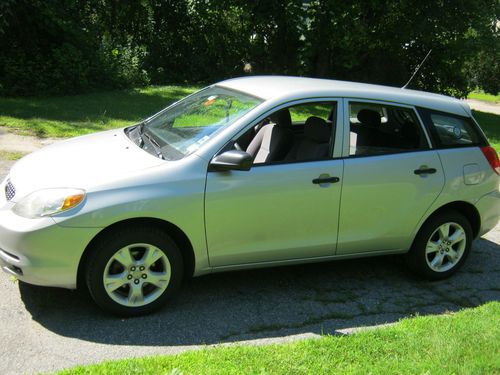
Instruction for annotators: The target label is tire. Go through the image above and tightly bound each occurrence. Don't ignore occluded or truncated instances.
[85,225,184,316]
[406,210,472,280]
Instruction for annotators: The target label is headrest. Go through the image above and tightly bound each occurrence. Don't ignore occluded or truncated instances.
[304,116,330,143]
[357,109,381,127]
[269,108,292,128]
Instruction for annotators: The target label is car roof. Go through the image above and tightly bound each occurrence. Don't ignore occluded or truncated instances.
[216,76,470,116]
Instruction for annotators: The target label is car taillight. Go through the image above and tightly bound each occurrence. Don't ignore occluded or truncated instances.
[481,146,500,176]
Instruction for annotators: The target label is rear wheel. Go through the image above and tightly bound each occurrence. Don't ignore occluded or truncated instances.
[407,211,472,280]
[85,226,183,316]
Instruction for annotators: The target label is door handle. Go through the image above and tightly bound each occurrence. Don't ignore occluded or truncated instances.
[312,176,340,184]
[414,167,437,175]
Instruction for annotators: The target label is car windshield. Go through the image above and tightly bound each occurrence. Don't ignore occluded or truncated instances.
[143,86,262,160]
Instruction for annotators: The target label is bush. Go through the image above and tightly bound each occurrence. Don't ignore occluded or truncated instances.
[98,38,150,89]
[470,51,500,95]
[0,0,150,96]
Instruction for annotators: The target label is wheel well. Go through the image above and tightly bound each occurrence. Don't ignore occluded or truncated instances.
[77,218,195,289]
[424,201,481,239]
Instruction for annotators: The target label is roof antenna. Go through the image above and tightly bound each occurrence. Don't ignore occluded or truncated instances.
[402,49,432,89]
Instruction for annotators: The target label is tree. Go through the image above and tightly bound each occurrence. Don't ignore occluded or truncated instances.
[305,0,499,97]
[0,0,498,97]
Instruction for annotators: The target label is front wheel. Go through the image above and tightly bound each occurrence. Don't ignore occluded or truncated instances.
[406,211,472,280]
[85,226,184,316]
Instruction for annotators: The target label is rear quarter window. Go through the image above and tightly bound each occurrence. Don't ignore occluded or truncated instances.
[418,108,486,148]
[430,114,479,146]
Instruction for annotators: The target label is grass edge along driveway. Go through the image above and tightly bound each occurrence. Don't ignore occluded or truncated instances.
[60,301,499,375]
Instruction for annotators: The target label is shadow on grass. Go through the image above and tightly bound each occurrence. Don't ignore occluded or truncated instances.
[0,87,197,124]
[19,237,500,347]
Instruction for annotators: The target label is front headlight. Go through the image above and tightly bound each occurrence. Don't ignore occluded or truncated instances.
[13,188,86,219]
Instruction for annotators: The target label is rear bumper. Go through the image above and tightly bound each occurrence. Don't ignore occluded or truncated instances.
[475,189,500,237]
[0,209,100,289]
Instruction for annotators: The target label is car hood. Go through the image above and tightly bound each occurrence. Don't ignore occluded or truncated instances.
[8,129,164,200]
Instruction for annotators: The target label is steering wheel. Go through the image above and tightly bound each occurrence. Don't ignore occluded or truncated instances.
[234,142,243,151]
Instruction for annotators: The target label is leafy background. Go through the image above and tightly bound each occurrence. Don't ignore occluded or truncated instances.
[0,0,499,97]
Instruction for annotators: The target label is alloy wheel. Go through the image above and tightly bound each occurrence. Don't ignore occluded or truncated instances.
[425,222,467,273]
[103,243,171,307]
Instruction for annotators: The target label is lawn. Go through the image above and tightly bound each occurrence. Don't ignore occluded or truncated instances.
[468,91,500,104]
[60,302,499,374]
[473,110,500,153]
[0,86,198,138]
[0,87,498,153]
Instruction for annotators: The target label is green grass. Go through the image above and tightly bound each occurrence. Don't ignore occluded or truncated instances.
[468,91,500,103]
[0,86,198,138]
[473,110,500,153]
[60,302,499,375]
[0,150,25,160]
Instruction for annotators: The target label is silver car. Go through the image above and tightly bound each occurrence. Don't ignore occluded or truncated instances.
[1,76,499,316]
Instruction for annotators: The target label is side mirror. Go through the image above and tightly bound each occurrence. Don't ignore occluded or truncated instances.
[209,150,253,172]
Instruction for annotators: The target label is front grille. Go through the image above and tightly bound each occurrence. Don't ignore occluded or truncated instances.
[5,179,15,201]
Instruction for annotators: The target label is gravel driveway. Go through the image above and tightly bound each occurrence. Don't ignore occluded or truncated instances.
[0,98,499,374]
[466,99,500,115]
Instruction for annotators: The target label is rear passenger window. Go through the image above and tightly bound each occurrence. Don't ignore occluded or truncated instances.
[348,102,428,156]
[429,113,480,147]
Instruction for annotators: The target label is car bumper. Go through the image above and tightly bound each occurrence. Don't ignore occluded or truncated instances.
[0,208,100,289]
[475,189,500,237]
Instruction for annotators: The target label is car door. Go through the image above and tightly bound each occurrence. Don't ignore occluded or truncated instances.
[205,99,344,267]
[336,99,445,255]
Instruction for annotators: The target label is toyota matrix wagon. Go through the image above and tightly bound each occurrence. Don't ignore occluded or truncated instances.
[1,76,499,315]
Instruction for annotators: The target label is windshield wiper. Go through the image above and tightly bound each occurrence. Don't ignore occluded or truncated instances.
[134,121,146,147]
[143,132,165,159]
[139,120,148,134]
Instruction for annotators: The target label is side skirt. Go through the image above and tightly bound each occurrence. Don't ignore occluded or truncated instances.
[192,248,408,277]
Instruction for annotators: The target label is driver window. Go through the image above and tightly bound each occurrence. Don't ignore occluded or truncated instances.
[234,101,337,165]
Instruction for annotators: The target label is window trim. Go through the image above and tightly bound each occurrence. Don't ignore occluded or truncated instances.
[342,98,433,159]
[208,97,344,170]
[417,107,488,149]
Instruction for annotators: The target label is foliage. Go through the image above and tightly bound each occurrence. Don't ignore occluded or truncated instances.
[463,9,500,95]
[59,302,500,374]
[0,0,498,96]
[467,50,500,96]
[305,0,500,97]
[0,0,150,96]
